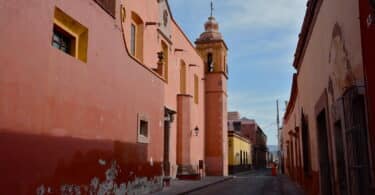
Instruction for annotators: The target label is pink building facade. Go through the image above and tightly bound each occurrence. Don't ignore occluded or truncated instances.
[281,0,375,195]
[0,0,228,194]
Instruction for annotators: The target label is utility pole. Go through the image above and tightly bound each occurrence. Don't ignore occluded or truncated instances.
[277,100,280,132]
[276,100,282,173]
[276,100,280,153]
[276,100,280,152]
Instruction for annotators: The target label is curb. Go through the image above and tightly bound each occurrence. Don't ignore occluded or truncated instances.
[177,177,234,195]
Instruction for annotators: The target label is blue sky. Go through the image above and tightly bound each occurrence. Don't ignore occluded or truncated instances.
[168,0,307,145]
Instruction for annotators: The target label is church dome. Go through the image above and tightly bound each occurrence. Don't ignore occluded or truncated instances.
[196,16,223,42]
[205,16,219,32]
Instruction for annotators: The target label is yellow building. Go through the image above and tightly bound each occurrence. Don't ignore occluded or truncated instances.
[228,131,252,174]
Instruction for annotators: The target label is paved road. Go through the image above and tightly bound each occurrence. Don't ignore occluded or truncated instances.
[188,169,305,195]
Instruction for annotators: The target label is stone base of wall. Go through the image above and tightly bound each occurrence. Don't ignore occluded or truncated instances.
[303,170,319,195]
[205,156,224,176]
[176,164,202,180]
[285,167,319,195]
[0,131,163,195]
[176,174,201,180]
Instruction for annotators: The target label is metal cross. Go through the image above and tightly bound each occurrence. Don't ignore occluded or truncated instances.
[210,0,214,17]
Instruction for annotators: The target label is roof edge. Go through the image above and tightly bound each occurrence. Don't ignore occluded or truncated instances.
[284,74,298,122]
[293,0,323,70]
[164,0,202,53]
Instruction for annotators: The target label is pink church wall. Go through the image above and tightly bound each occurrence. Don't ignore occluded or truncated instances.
[0,0,165,194]
[0,0,209,192]
[124,0,205,175]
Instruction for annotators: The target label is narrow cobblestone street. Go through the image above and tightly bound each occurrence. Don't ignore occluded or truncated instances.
[188,170,304,195]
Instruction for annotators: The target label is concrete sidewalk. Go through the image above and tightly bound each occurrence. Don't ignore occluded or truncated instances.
[152,176,233,195]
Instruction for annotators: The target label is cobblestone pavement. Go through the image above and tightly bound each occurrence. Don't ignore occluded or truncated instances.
[188,169,305,195]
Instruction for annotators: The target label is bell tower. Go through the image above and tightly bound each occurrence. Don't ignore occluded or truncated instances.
[195,1,228,176]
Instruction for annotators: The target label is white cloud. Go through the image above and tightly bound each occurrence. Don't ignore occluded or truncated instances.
[218,0,307,31]
[228,33,298,67]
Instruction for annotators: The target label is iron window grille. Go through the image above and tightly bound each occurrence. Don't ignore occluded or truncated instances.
[52,25,75,56]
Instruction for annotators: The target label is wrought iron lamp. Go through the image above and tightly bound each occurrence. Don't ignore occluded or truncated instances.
[193,126,199,136]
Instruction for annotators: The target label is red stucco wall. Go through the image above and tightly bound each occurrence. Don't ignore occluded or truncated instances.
[241,123,256,143]
[359,0,375,184]
[0,0,165,193]
[282,0,370,194]
[204,73,228,176]
[177,95,192,165]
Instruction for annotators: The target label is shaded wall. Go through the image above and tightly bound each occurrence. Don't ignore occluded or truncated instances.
[281,0,369,194]
[359,1,375,191]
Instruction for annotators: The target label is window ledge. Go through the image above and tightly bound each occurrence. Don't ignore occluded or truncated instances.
[137,135,149,144]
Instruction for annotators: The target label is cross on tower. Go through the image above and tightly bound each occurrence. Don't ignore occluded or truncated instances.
[210,0,214,17]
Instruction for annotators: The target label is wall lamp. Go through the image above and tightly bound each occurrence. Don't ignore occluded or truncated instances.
[193,126,199,136]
